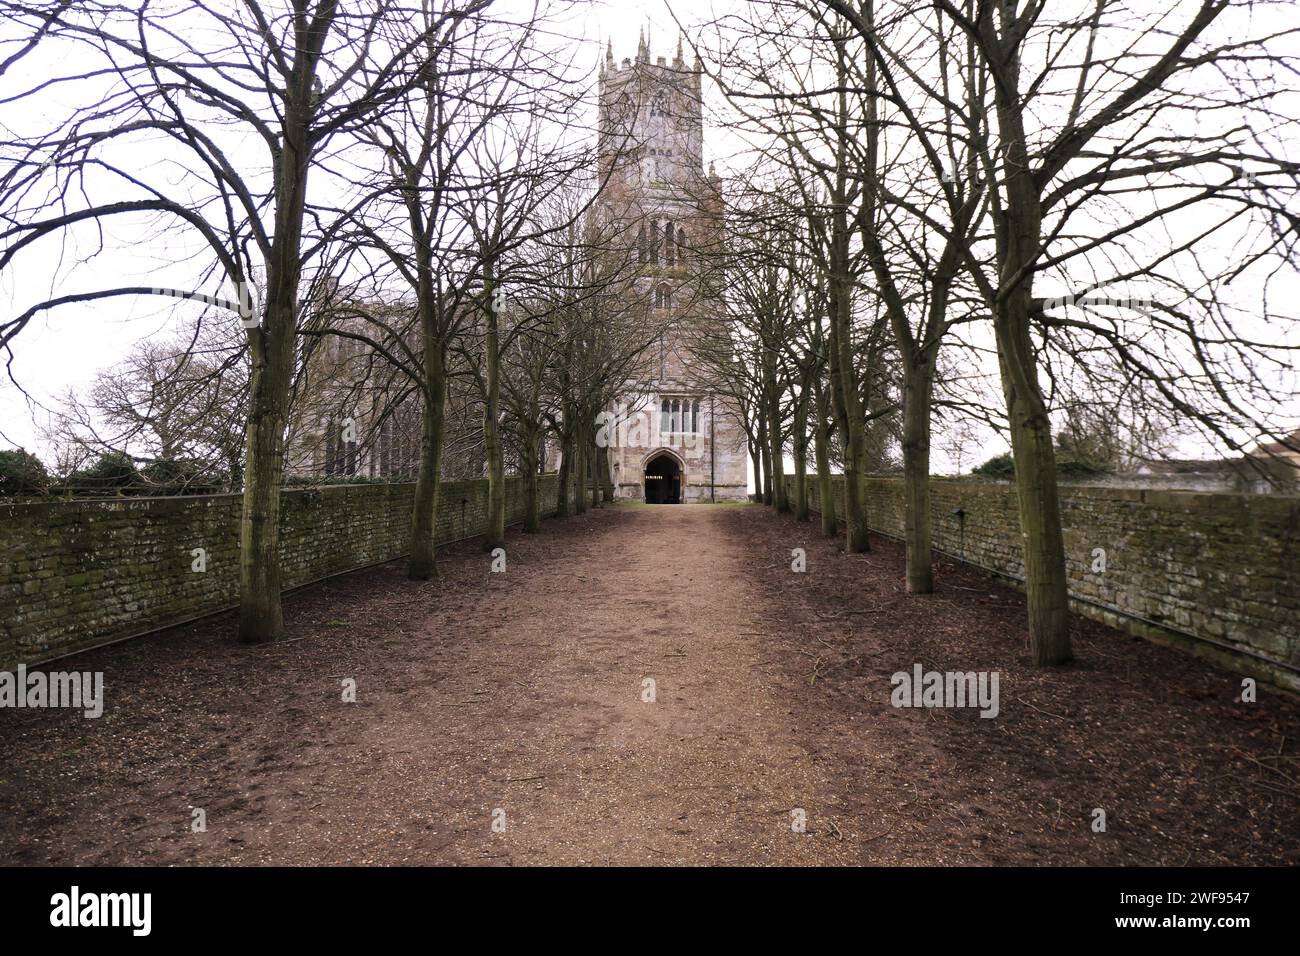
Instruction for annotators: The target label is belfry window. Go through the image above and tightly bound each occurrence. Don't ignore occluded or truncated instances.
[657,396,703,435]
[324,414,357,477]
[379,417,392,476]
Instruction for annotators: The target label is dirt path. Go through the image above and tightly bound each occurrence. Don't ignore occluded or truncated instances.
[2,504,1297,865]
[469,504,866,865]
[0,505,865,865]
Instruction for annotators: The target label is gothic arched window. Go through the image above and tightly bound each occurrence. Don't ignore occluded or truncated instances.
[661,399,670,434]
[323,415,336,476]
[637,223,646,264]
[677,226,687,260]
[691,399,701,433]
[654,286,672,310]
[671,399,681,433]
[379,417,392,476]
[650,219,660,265]
[664,222,675,264]
[650,93,666,117]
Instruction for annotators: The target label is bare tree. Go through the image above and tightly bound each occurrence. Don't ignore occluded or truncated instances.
[46,313,249,489]
[709,0,1300,664]
[0,0,489,641]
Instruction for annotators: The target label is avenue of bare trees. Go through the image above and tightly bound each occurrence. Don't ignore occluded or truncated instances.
[693,0,1300,665]
[0,0,659,643]
[2,0,1299,672]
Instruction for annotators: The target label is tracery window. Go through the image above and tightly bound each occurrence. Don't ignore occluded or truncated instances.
[657,396,704,435]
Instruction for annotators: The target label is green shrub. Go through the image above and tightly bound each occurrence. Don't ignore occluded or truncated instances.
[971,450,1111,480]
[138,458,225,493]
[0,448,49,496]
[1056,455,1109,478]
[972,452,1015,478]
[69,451,140,491]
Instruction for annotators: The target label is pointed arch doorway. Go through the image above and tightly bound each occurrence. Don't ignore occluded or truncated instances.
[644,452,682,504]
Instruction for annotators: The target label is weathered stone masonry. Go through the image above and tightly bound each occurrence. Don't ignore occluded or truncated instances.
[0,475,558,670]
[789,475,1300,691]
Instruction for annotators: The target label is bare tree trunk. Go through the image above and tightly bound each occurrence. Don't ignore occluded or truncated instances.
[998,318,1072,664]
[238,114,311,644]
[792,387,809,521]
[555,428,572,518]
[758,414,773,506]
[237,302,295,643]
[573,417,587,515]
[813,416,837,537]
[594,435,611,507]
[590,428,601,509]
[900,358,934,593]
[522,427,541,533]
[408,347,448,578]
[763,352,789,513]
[768,405,789,514]
[812,25,871,553]
[827,272,870,552]
[599,439,615,503]
[812,381,837,537]
[482,273,506,550]
[990,29,1072,665]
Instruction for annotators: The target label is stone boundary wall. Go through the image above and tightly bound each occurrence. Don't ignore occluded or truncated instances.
[788,475,1300,691]
[1,475,558,670]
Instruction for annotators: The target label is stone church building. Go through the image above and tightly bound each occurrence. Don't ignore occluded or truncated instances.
[287,34,748,503]
[581,34,748,503]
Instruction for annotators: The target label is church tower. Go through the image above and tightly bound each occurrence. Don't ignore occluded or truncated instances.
[593,34,747,503]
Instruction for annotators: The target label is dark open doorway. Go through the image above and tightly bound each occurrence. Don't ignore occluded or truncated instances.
[644,453,682,504]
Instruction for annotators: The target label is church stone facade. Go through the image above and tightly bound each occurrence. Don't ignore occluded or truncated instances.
[591,35,747,503]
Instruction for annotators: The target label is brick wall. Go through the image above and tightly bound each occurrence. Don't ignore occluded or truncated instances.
[789,475,1300,691]
[0,475,558,669]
